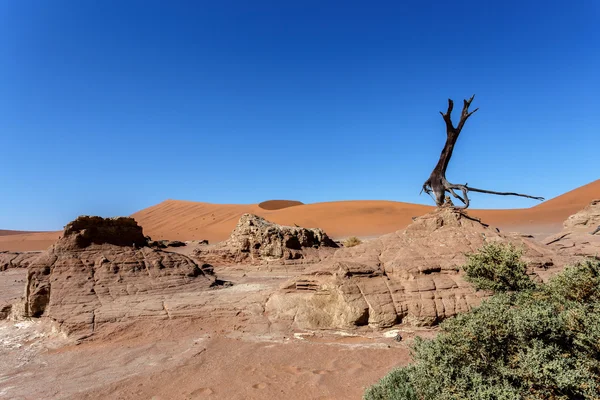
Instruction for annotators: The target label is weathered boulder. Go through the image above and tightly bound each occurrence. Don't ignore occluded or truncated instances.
[194,214,338,265]
[58,216,148,250]
[563,199,600,231]
[266,207,562,330]
[0,251,41,271]
[21,216,217,336]
[544,200,600,258]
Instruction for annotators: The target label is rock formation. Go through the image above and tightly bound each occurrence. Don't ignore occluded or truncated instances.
[18,216,217,336]
[544,199,600,259]
[194,214,338,265]
[266,207,562,330]
[0,251,40,271]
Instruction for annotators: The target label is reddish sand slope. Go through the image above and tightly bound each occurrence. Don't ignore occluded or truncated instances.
[1,179,598,252]
[130,200,434,243]
[470,179,600,233]
[131,179,599,243]
[532,179,600,212]
[0,229,41,236]
[0,231,61,252]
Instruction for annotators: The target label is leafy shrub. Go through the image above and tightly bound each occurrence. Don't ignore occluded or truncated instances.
[365,259,600,400]
[462,242,536,292]
[364,367,417,400]
[344,236,362,247]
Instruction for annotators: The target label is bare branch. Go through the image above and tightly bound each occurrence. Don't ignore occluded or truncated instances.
[456,94,477,132]
[545,233,570,245]
[422,95,545,209]
[464,185,545,201]
[446,99,454,116]
[440,99,455,132]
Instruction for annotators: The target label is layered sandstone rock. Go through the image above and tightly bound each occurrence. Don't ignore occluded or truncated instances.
[0,251,41,271]
[544,199,600,258]
[20,216,216,335]
[266,207,562,330]
[194,214,338,265]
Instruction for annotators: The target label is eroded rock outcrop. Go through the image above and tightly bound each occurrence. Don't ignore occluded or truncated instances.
[194,214,338,265]
[0,251,41,271]
[544,199,600,258]
[20,216,216,335]
[266,207,562,330]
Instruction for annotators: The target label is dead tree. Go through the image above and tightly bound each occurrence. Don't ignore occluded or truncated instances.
[422,95,544,209]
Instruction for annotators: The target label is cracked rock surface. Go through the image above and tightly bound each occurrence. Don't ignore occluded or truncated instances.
[0,251,41,271]
[267,207,563,330]
[19,216,216,336]
[544,199,600,259]
[194,213,338,265]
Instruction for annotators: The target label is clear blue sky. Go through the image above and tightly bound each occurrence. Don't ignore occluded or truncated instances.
[1,1,598,230]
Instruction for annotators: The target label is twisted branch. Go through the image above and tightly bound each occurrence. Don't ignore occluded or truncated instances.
[422,95,544,209]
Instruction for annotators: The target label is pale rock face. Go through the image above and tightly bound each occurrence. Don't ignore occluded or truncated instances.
[562,199,600,231]
[194,213,338,265]
[544,200,600,258]
[267,208,562,330]
[19,216,216,336]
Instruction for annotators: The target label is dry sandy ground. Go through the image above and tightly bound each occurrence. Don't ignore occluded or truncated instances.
[0,319,416,400]
[1,179,598,252]
[0,267,433,400]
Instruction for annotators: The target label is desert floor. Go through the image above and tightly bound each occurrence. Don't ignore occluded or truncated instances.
[0,266,438,400]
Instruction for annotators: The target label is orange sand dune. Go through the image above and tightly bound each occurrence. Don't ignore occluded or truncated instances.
[532,179,600,212]
[1,179,598,252]
[470,179,600,233]
[132,199,433,242]
[132,180,598,243]
[0,231,61,252]
[0,229,43,236]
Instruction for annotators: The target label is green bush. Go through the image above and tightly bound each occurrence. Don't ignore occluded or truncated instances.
[462,242,536,292]
[365,259,600,400]
[364,368,417,400]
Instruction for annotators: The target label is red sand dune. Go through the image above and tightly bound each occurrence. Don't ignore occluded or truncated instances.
[132,199,433,243]
[0,229,42,236]
[1,179,598,252]
[0,231,61,252]
[532,179,600,212]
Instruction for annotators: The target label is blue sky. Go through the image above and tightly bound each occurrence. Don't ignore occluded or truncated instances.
[1,1,598,230]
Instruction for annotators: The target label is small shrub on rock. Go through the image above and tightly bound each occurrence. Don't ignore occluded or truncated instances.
[462,242,536,292]
[344,236,362,247]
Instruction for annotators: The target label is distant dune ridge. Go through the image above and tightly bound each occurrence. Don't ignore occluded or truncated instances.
[0,179,598,252]
[0,229,42,236]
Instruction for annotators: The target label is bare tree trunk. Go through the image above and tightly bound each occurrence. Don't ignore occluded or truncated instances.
[422,95,544,209]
